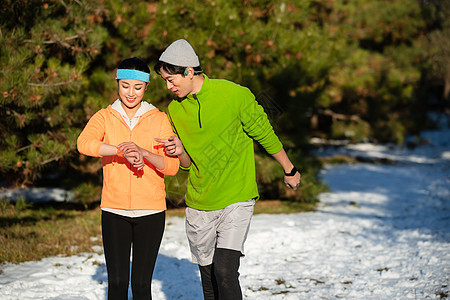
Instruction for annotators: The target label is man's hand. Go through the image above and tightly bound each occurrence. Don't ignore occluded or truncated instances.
[155,136,184,156]
[271,149,301,191]
[284,171,301,191]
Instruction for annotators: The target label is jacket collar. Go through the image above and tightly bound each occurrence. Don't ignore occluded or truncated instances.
[110,99,156,118]
[185,74,209,101]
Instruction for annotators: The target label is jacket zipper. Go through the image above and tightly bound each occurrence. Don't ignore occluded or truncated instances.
[128,129,132,209]
[193,94,202,128]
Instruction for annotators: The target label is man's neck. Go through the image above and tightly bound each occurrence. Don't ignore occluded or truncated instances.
[191,74,205,94]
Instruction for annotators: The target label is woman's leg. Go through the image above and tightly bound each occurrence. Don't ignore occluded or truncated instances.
[130,211,165,300]
[102,211,132,300]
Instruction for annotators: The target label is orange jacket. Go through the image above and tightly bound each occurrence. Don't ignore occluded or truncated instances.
[77,105,179,210]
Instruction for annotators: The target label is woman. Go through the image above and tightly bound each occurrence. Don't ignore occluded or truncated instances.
[77,57,179,299]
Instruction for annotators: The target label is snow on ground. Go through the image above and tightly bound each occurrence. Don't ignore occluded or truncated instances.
[0,117,449,299]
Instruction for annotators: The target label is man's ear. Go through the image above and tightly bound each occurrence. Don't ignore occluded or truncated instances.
[187,66,195,79]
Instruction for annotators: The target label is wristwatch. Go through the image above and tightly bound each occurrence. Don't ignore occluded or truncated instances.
[284,166,298,176]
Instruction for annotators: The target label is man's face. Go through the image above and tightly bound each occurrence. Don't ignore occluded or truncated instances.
[159,68,193,98]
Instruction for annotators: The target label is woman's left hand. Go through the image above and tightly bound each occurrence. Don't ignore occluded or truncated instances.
[118,142,145,170]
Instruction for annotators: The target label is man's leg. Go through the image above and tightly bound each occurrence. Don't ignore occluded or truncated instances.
[214,248,242,300]
[199,264,219,300]
[185,207,219,299]
[198,250,242,300]
[214,199,255,300]
[186,200,254,300]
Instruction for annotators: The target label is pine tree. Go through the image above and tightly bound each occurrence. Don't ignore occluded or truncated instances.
[426,0,450,103]
[0,0,109,187]
[0,0,441,203]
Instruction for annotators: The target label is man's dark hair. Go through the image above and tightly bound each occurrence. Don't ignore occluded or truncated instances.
[118,57,150,74]
[154,61,203,76]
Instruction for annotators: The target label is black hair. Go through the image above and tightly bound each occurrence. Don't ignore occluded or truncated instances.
[153,61,203,76]
[117,57,150,74]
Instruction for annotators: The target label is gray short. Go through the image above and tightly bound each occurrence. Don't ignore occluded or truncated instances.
[185,199,255,266]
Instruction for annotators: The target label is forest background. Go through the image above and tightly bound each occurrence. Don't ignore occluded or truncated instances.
[0,0,449,207]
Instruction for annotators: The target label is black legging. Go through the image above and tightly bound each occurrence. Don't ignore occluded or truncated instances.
[199,248,243,300]
[101,210,165,300]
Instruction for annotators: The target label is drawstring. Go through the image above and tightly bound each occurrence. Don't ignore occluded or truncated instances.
[193,94,202,128]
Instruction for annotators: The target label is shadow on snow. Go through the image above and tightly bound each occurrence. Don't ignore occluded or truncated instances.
[92,253,202,299]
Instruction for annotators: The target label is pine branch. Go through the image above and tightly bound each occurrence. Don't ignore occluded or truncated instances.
[24,29,93,49]
[40,146,75,166]
[40,155,64,166]
[319,108,363,123]
[16,144,33,153]
[27,80,74,87]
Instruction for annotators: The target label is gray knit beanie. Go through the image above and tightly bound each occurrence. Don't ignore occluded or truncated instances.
[159,39,200,67]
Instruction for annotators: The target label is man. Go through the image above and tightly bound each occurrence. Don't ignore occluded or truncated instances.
[154,39,301,300]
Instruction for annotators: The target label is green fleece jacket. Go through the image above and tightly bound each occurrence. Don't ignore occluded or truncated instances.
[168,75,283,210]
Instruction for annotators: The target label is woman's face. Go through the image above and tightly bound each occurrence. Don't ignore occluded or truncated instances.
[118,79,148,110]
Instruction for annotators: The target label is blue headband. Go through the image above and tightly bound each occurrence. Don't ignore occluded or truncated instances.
[116,69,150,82]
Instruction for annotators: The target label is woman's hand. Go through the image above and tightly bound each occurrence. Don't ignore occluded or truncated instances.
[118,142,145,170]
